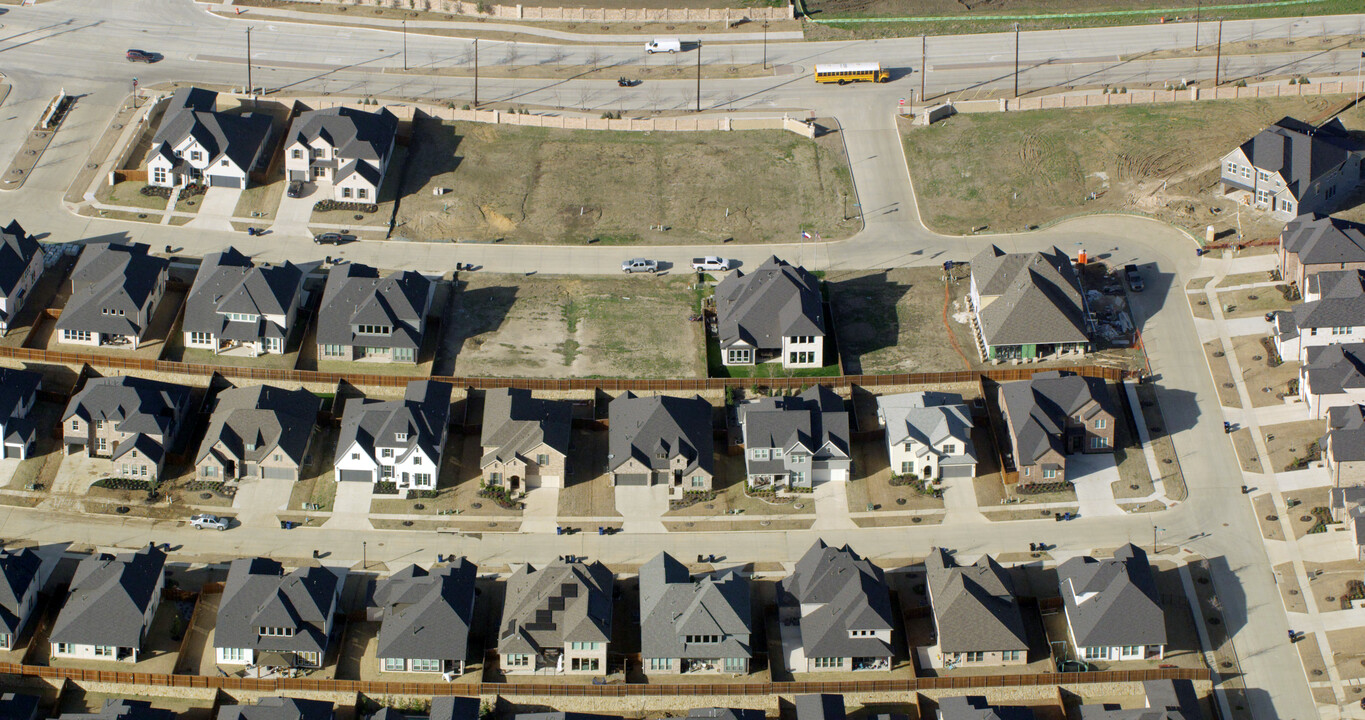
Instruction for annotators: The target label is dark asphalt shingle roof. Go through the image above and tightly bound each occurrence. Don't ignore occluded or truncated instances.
[216,698,334,720]
[62,376,193,448]
[715,256,824,352]
[373,560,476,663]
[607,392,713,477]
[0,220,39,322]
[479,388,572,468]
[1057,544,1166,649]
[337,381,452,467]
[152,88,272,177]
[738,385,849,466]
[215,558,342,655]
[1305,342,1365,397]
[498,560,613,657]
[316,263,431,350]
[638,552,751,662]
[51,544,166,648]
[998,371,1111,467]
[1281,214,1365,267]
[794,695,845,720]
[184,248,307,339]
[429,698,481,720]
[195,385,320,468]
[56,243,168,339]
[1236,116,1357,198]
[687,710,765,720]
[1327,404,1365,462]
[0,548,42,636]
[972,245,1088,348]
[782,540,892,660]
[877,391,976,462]
[287,107,397,164]
[1290,270,1365,332]
[938,697,1035,720]
[1077,679,1202,720]
[925,549,1028,654]
[0,692,39,720]
[0,367,39,430]
[60,700,177,720]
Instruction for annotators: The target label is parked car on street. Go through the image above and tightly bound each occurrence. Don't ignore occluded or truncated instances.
[190,514,229,531]
[691,256,732,272]
[1123,263,1144,292]
[622,258,659,274]
[125,49,159,63]
[314,232,342,245]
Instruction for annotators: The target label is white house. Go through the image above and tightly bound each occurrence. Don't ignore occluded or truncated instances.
[876,391,978,482]
[145,87,272,190]
[284,106,398,203]
[0,220,43,337]
[335,381,452,491]
[714,256,826,370]
[50,545,166,663]
[1275,269,1365,365]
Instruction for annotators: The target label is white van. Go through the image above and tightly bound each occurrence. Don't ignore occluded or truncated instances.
[645,38,682,54]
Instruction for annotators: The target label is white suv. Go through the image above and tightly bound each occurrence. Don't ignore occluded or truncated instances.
[189,514,229,531]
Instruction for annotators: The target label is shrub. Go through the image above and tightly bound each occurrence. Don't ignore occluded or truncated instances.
[407,489,439,500]
[478,483,519,509]
[139,185,173,198]
[373,481,399,495]
[92,478,153,492]
[314,199,379,214]
[1015,480,1073,495]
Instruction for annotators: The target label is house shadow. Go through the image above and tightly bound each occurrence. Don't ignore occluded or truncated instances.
[437,281,518,375]
[395,115,463,203]
[1137,385,1200,439]
[826,270,909,375]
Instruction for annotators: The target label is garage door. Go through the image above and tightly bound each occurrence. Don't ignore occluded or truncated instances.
[614,473,649,486]
[940,464,975,480]
[2,445,17,459]
[209,174,242,188]
[261,467,296,481]
[339,469,373,483]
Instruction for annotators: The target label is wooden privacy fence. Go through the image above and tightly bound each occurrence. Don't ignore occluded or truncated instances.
[0,343,1126,391]
[0,662,1206,696]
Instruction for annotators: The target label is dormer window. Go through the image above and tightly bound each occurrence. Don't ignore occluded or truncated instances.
[684,635,721,644]
[772,448,783,458]
[396,432,409,442]
[356,325,391,336]
[259,626,295,637]
[245,443,256,451]
[225,312,258,323]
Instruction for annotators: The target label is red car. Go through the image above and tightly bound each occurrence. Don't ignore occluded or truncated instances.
[126,49,158,63]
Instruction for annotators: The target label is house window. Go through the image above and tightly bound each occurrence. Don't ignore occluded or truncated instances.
[323,344,345,357]
[788,351,814,365]
[259,626,295,637]
[191,151,203,162]
[224,312,258,323]
[221,647,245,661]
[1255,188,1270,205]
[153,169,167,184]
[63,330,92,342]
[190,332,213,345]
[396,432,409,442]
[1239,165,1252,179]
[488,472,502,485]
[1083,646,1106,660]
[726,348,752,364]
[382,465,394,478]
[571,658,600,671]
[506,654,529,667]
[691,476,705,488]
[351,452,360,460]
[94,645,115,657]
[383,657,405,671]
[1257,170,1271,182]
[202,466,217,478]
[70,420,79,431]
[413,456,422,466]
[750,448,769,461]
[291,149,302,159]
[1120,645,1142,658]
[724,657,746,671]
[342,187,353,199]
[901,461,914,474]
[1094,418,1107,429]
[1224,161,1237,176]
[54,643,71,654]
[1279,198,1294,212]
[791,472,806,485]
[312,148,324,159]
[97,438,107,452]
[964,651,984,663]
[221,160,229,167]
[357,188,368,200]
[570,642,600,650]
[649,658,670,670]
[357,325,391,335]
[1333,327,1353,335]
[411,658,441,672]
[413,473,433,486]
[772,448,783,458]
[813,657,841,669]
[942,443,956,454]
[536,453,549,466]
[1091,436,1109,449]
[1042,468,1057,479]
[1003,650,1022,661]
[381,448,393,458]
[393,347,414,362]
[685,635,720,644]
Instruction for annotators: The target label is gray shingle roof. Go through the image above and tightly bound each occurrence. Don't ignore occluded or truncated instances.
[62,376,193,449]
[498,560,613,656]
[1057,544,1166,648]
[794,695,845,720]
[51,544,165,648]
[0,548,41,636]
[782,540,892,659]
[1327,405,1365,462]
[480,388,572,468]
[1077,679,1202,720]
[152,88,273,178]
[0,367,39,425]
[877,391,976,462]
[1282,214,1365,267]
[316,263,431,350]
[1290,270,1365,332]
[925,549,1028,654]
[607,392,713,476]
[0,692,39,720]
[998,371,1110,466]
[738,385,849,473]
[196,385,320,468]
[514,714,622,720]
[686,710,765,720]
[715,256,824,351]
[56,243,167,339]
[938,697,1036,720]
[373,560,476,663]
[60,700,177,720]
[429,698,481,720]
[0,220,39,321]
[337,381,452,465]
[184,247,306,339]
[639,552,751,662]
[971,245,1088,347]
[215,558,342,655]
[287,107,397,164]
[1305,342,1365,396]
[1237,117,1357,197]
[216,698,334,720]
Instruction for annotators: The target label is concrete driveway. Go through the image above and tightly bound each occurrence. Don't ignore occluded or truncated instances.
[230,477,295,528]
[273,181,323,236]
[520,487,561,534]
[325,480,374,530]
[614,485,665,533]
[50,452,107,496]
[1068,453,1123,518]
[812,480,855,530]
[187,186,243,231]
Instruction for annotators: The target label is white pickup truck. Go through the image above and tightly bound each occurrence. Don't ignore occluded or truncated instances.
[691,256,731,272]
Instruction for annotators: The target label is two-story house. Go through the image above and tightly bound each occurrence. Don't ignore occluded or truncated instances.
[316,263,433,364]
[876,391,978,482]
[50,544,166,662]
[1220,116,1362,219]
[479,388,572,492]
[183,247,309,357]
[1057,544,1166,663]
[997,371,1116,487]
[639,552,752,675]
[779,540,893,673]
[714,256,825,369]
[56,243,168,350]
[335,380,452,490]
[0,220,42,337]
[1078,679,1204,720]
[195,385,321,483]
[1327,405,1365,487]
[1275,269,1365,364]
[1301,342,1365,419]
[284,106,398,203]
[498,559,614,675]
[608,392,713,498]
[215,557,345,669]
[924,549,1028,669]
[61,376,195,482]
[0,548,49,651]
[217,698,335,720]
[0,367,42,460]
[146,87,273,190]
[737,385,850,490]
[969,245,1090,362]
[60,699,177,720]
[371,560,476,675]
[1279,214,1365,288]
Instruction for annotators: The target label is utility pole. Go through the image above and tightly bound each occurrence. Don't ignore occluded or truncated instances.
[402,20,408,71]
[473,38,480,107]
[696,40,702,113]
[1214,19,1223,86]
[1194,0,1202,51]
[1357,50,1363,100]
[920,35,926,104]
[1013,22,1020,99]
[362,540,367,570]
[245,26,253,97]
[762,21,769,70]
[1153,526,1163,554]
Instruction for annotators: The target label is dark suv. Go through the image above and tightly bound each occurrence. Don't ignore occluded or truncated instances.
[126,49,157,63]
[287,180,304,198]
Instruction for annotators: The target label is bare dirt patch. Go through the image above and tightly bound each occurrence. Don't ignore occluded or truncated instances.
[1203,339,1240,408]
[1262,421,1325,474]
[1274,561,1305,613]
[1231,427,1262,474]
[1230,334,1299,409]
[1255,495,1284,541]
[827,267,968,374]
[1215,285,1295,319]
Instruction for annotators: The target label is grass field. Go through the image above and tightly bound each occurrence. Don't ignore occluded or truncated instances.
[901,96,1365,237]
[827,267,969,373]
[392,119,856,244]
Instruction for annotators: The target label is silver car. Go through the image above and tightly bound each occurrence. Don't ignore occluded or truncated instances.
[190,514,229,531]
[621,258,659,274]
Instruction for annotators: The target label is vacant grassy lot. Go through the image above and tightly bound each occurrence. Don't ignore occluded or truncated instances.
[901,97,1365,236]
[827,267,969,373]
[393,119,856,244]
[95,180,172,212]
[449,274,705,378]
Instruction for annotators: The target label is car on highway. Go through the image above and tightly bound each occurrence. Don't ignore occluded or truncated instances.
[189,514,229,531]
[286,180,305,198]
[126,49,159,63]
[1123,263,1144,292]
[622,258,659,274]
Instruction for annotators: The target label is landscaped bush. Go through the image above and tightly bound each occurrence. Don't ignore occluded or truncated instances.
[890,473,943,498]
[1015,481,1073,495]
[139,185,173,198]
[314,199,379,214]
[407,489,439,500]
[92,478,153,492]
[180,182,207,198]
[669,490,716,510]
[1285,442,1321,472]
[478,483,519,510]
[373,481,399,495]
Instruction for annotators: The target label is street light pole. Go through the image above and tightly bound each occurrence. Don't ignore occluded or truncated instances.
[362,540,367,570]
[403,20,408,71]
[1013,22,1020,99]
[1214,19,1224,86]
[1357,50,1364,100]
[245,26,253,97]
[920,35,926,104]
[1194,0,1202,51]
[1154,525,1164,554]
[762,22,769,70]
[696,40,702,113]
[473,38,480,107]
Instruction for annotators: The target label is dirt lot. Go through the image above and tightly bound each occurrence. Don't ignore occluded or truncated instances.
[558,428,622,518]
[900,97,1365,238]
[1203,339,1240,408]
[449,274,705,378]
[1231,334,1299,409]
[392,119,856,244]
[1232,427,1263,474]
[827,267,969,373]
[1262,420,1325,474]
[1283,486,1331,540]
[1255,495,1284,541]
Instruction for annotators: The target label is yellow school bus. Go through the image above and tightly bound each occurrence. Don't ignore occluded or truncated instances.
[814,62,890,84]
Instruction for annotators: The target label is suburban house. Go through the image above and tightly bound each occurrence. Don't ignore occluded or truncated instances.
[938,697,1036,720]
[1057,544,1166,662]
[0,367,41,460]
[216,698,335,720]
[1301,342,1365,419]
[334,380,452,490]
[371,560,477,675]
[498,559,614,675]
[1219,116,1362,220]
[1327,405,1365,487]
[924,549,1028,669]
[375,699,480,720]
[61,376,195,482]
[794,696,846,720]
[1275,269,1365,364]
[876,391,978,482]
[215,557,345,669]
[0,220,42,337]
[639,552,752,675]
[316,263,433,364]
[56,243,168,350]
[146,87,272,190]
[686,712,763,720]
[1078,679,1204,720]
[60,700,177,720]
[1279,214,1365,288]
[195,384,321,483]
[969,245,1090,362]
[284,106,398,203]
[997,371,1116,487]
[50,544,166,663]
[779,540,893,673]
[607,392,713,498]
[0,548,48,651]
[714,256,825,369]
[183,247,309,357]
[480,388,572,492]
[1330,485,1365,560]
[736,385,850,490]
